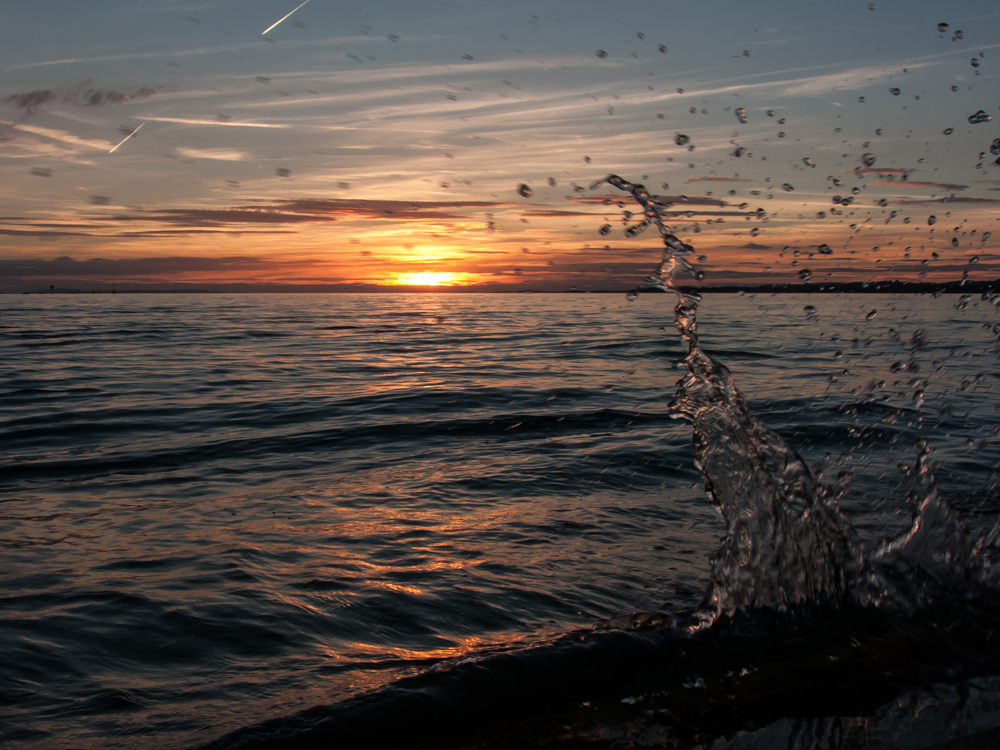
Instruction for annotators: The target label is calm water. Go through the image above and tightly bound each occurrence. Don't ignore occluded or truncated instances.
[2,292,999,748]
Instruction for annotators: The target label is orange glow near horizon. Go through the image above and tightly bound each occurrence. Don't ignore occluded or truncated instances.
[389,272,475,286]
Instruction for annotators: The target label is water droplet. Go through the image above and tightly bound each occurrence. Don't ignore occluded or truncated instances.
[866,309,877,321]
[928,215,937,225]
[951,85,960,92]
[675,133,690,146]
[750,227,761,237]
[889,87,901,96]
[803,305,817,319]
[832,177,843,187]
[548,177,557,187]
[868,2,876,9]
[875,128,883,135]
[993,323,1000,335]
[766,109,775,117]
[743,50,750,57]
[957,295,971,310]
[952,237,960,247]
[777,131,785,138]
[943,128,954,135]
[970,256,979,264]
[695,270,706,280]
[781,183,795,191]
[732,146,746,157]
[971,58,981,68]
[517,183,533,198]
[658,44,667,53]
[802,157,815,167]
[990,139,1000,156]
[735,107,748,124]
[275,167,291,177]
[595,49,607,58]
[955,30,964,39]
[983,232,991,242]
[817,243,833,255]
[968,110,992,124]
[937,22,949,33]
[626,291,639,301]
[599,224,612,236]
[861,153,876,167]
[799,269,812,283]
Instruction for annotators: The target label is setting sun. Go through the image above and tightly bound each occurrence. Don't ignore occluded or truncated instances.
[390,272,472,286]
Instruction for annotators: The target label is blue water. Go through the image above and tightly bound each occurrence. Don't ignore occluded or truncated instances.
[1,292,998,748]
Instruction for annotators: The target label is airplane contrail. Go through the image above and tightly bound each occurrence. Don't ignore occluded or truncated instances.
[108,122,144,153]
[262,0,311,36]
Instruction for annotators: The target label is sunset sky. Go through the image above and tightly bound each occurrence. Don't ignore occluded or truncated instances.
[1,0,998,292]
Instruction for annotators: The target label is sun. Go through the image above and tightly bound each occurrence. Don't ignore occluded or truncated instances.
[390,272,469,286]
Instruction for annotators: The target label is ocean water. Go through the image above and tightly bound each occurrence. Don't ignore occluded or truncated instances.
[2,291,1000,749]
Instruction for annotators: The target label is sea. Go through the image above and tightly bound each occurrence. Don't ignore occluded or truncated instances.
[2,289,1000,749]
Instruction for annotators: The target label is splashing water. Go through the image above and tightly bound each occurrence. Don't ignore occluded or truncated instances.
[599,174,1000,627]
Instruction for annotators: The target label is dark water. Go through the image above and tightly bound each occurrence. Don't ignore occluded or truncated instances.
[2,292,999,748]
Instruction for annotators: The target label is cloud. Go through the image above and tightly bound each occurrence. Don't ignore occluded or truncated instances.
[176,147,250,161]
[0,197,509,239]
[2,122,112,150]
[3,90,55,113]
[686,176,753,183]
[0,255,318,280]
[141,116,289,129]
[3,83,164,113]
[896,197,1000,206]
[875,181,969,191]
[572,194,728,207]
[852,168,912,176]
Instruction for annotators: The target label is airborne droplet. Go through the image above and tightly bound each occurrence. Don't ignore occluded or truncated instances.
[944,128,954,135]
[675,134,690,146]
[928,215,937,225]
[781,183,795,191]
[937,22,949,33]
[657,44,667,53]
[990,139,1000,156]
[799,269,812,283]
[817,243,833,255]
[861,153,876,167]
[804,305,817,319]
[889,87,901,96]
[735,107,748,124]
[968,110,992,124]
[866,309,877,321]
[970,256,979,264]
[625,291,639,301]
[971,58,981,68]
[517,183,533,198]
[952,237,959,247]
[733,146,746,157]
[766,109,775,117]
[599,224,612,236]
[595,49,608,58]
[802,157,815,167]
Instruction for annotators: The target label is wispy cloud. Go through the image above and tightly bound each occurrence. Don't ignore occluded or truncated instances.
[687,176,754,183]
[876,181,968,191]
[2,121,112,150]
[141,116,289,128]
[897,197,1000,205]
[176,146,250,161]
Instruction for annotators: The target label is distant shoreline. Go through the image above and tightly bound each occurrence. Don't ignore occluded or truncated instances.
[10,278,1000,295]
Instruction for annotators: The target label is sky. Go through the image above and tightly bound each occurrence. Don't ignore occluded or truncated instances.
[1,0,999,293]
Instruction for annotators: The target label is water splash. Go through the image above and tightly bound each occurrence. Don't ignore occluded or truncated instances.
[601,174,1000,627]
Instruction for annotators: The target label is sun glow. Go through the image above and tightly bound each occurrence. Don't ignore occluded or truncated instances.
[390,272,471,286]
